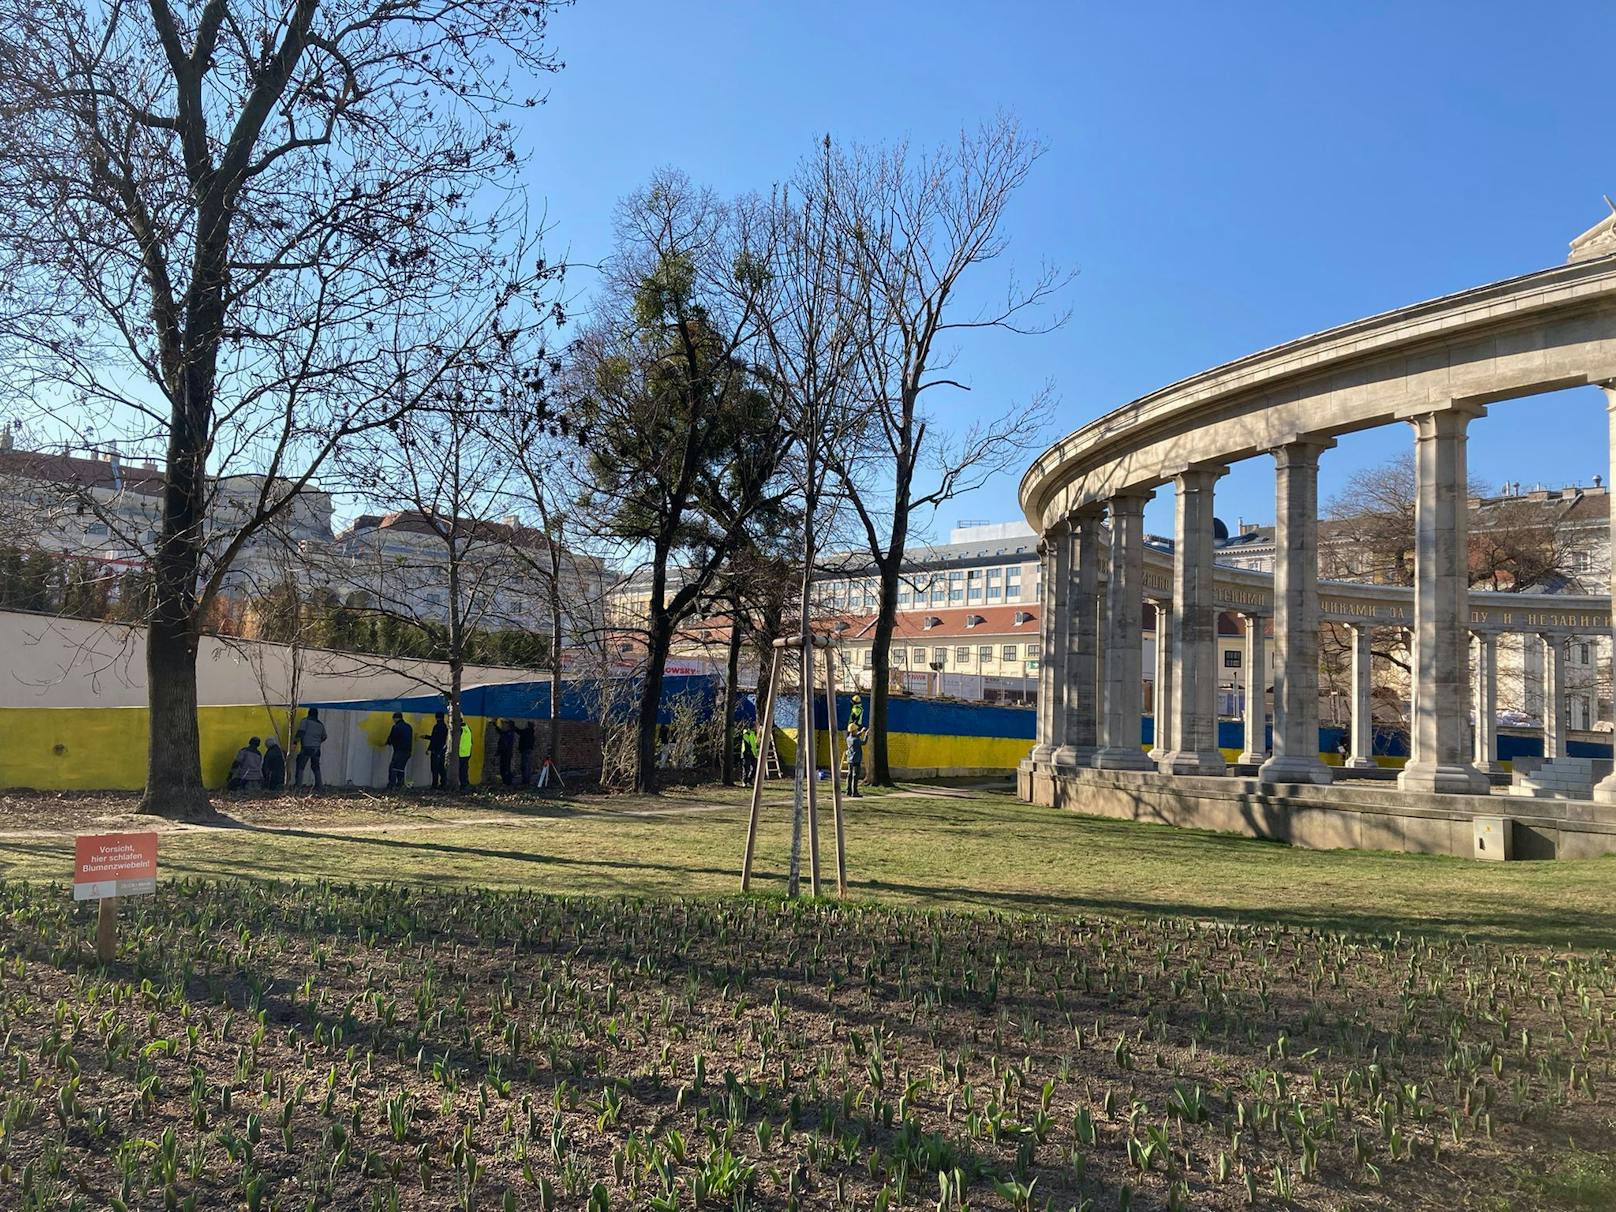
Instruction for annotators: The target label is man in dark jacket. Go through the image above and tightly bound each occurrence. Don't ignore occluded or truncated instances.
[426,712,449,789]
[261,736,286,792]
[495,719,517,786]
[844,723,866,798]
[516,721,537,785]
[386,712,413,790]
[294,708,327,789]
[230,737,264,791]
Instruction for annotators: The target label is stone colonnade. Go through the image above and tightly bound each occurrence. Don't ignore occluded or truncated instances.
[1030,400,1607,789]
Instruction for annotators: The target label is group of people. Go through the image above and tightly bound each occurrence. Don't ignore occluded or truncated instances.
[229,705,493,793]
[226,707,331,791]
[733,693,870,798]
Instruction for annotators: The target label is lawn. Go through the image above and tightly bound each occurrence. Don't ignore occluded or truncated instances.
[0,783,1613,1210]
[1,782,1614,948]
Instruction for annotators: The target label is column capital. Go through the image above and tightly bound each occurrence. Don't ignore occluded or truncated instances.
[1268,436,1336,468]
[1105,488,1155,516]
[1401,400,1487,435]
[1169,461,1230,487]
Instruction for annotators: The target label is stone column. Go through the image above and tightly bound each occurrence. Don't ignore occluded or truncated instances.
[1472,631,1501,773]
[1398,406,1488,794]
[1401,626,1419,766]
[1163,465,1228,775]
[1237,612,1268,765]
[1029,529,1063,765]
[1055,510,1103,767]
[1595,384,1616,800]
[1346,623,1376,768]
[1541,632,1566,760]
[1259,440,1333,785]
[1094,490,1155,771]
[1148,601,1172,762]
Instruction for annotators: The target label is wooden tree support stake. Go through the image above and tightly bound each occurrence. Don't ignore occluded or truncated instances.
[822,642,848,896]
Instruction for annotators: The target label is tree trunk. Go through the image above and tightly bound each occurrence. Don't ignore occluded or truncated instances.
[547,563,562,765]
[449,657,464,788]
[635,612,673,794]
[139,612,213,819]
[721,604,742,785]
[867,553,902,786]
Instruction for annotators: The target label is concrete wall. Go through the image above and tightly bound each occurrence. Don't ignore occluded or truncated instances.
[0,610,527,709]
[1022,765,1616,860]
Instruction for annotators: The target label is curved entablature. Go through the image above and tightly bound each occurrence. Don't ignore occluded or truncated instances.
[1137,544,1613,634]
[1021,254,1616,531]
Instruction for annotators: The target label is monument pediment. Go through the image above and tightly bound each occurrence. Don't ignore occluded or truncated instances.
[1568,197,1616,262]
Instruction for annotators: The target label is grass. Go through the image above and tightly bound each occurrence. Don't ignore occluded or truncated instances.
[1,782,1615,948]
[1483,1148,1616,1210]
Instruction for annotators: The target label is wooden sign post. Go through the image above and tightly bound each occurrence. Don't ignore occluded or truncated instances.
[74,832,158,963]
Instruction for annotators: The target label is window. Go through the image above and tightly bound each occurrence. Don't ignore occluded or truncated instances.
[932,647,947,666]
[1026,643,1041,659]
[979,645,994,664]
[986,568,1002,582]
[863,649,873,669]
[949,587,964,603]
[1579,642,1592,666]
[1573,551,1593,572]
[1224,649,1243,668]
[948,570,964,583]
[930,588,946,605]
[967,585,983,603]
[911,648,926,664]
[1002,644,1018,662]
[898,589,912,606]
[85,523,108,537]
[893,649,906,665]
[956,646,971,663]
[987,585,1003,601]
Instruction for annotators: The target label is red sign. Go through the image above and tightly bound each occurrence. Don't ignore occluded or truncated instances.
[74,833,158,901]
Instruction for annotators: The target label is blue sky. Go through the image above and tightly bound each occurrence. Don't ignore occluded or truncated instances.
[528,1,1616,540]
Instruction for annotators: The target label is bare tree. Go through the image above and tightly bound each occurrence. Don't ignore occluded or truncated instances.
[824,116,1065,785]
[499,417,610,772]
[573,171,792,793]
[327,387,541,775]
[0,0,564,817]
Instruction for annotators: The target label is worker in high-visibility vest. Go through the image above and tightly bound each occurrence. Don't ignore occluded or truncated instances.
[457,720,474,788]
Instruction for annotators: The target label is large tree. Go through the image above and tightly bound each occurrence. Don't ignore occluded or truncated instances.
[825,117,1064,784]
[0,0,563,817]
[574,171,791,792]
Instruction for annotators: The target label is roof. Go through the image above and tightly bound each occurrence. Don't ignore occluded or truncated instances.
[0,448,165,498]
[337,509,601,565]
[841,603,1041,643]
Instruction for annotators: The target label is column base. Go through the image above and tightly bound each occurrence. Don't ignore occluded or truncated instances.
[1474,760,1508,775]
[1159,749,1227,776]
[1093,745,1154,772]
[1592,772,1616,803]
[1052,745,1096,769]
[1258,755,1333,785]
[1236,750,1267,767]
[1344,757,1377,770]
[1029,744,1055,767]
[1397,760,1489,795]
